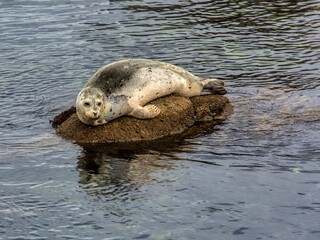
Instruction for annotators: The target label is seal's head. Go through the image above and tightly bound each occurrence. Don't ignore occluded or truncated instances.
[76,87,105,125]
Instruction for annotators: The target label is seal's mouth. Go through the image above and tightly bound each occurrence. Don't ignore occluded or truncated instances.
[89,115,100,120]
[83,112,100,120]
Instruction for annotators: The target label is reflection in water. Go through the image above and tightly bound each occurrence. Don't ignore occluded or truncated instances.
[77,149,175,195]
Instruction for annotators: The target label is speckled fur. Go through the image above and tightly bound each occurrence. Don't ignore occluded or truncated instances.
[76,59,225,125]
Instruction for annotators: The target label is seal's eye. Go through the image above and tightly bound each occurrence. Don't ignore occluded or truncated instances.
[96,102,102,107]
[84,102,91,107]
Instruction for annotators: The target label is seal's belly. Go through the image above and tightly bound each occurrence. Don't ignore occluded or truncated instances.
[115,67,201,106]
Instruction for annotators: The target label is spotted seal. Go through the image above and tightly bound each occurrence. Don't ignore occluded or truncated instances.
[76,59,226,126]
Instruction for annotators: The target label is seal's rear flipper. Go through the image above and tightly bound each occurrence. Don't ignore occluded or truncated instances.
[201,78,227,95]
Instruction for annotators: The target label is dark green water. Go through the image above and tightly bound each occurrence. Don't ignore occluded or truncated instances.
[0,1,319,239]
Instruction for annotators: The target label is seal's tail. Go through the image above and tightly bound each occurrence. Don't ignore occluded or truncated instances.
[201,78,227,95]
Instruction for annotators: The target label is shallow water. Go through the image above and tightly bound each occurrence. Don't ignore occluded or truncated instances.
[0,0,320,239]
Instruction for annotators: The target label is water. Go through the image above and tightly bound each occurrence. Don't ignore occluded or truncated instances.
[0,0,319,239]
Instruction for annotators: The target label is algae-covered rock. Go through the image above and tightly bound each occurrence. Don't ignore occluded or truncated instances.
[54,95,232,144]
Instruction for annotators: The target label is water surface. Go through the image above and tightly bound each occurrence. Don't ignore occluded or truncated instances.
[0,1,319,239]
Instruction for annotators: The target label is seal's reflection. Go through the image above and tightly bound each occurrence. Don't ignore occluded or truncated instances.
[77,146,177,195]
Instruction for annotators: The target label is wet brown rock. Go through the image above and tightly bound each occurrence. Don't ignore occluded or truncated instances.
[50,106,76,128]
[55,95,233,144]
[191,95,233,122]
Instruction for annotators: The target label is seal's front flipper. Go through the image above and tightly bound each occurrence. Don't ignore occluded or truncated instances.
[201,78,227,95]
[129,105,161,119]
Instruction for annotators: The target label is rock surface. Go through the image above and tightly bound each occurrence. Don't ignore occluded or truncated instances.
[55,95,233,144]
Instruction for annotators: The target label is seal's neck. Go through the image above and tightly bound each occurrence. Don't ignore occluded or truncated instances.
[103,95,133,121]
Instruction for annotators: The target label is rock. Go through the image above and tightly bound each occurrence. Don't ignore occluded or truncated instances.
[55,95,233,144]
[50,106,76,128]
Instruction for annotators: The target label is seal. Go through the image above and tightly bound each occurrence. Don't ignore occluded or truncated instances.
[76,59,226,126]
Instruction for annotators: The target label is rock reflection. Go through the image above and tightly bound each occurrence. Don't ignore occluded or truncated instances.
[77,147,176,195]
